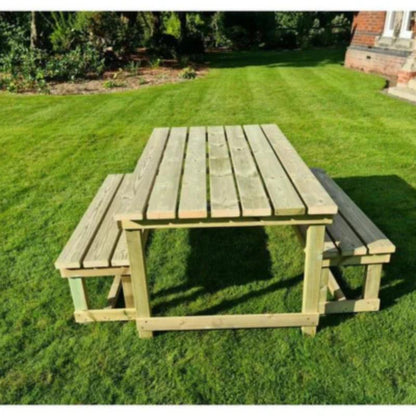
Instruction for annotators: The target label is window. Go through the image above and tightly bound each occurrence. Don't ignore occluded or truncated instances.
[383,11,396,37]
[399,11,414,39]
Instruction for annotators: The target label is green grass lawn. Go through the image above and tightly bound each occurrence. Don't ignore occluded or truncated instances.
[1,48,416,404]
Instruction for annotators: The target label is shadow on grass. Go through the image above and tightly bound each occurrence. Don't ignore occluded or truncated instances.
[152,227,296,315]
[207,48,345,69]
[152,174,415,331]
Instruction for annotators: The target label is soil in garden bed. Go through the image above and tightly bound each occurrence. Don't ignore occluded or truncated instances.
[47,54,209,96]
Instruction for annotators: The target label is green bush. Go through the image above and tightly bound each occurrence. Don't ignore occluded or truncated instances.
[178,34,205,54]
[179,66,197,79]
[148,33,179,59]
[45,44,105,81]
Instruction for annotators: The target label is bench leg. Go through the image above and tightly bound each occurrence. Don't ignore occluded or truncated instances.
[126,229,153,338]
[68,277,88,311]
[121,275,134,308]
[363,264,383,300]
[319,267,329,312]
[301,225,325,336]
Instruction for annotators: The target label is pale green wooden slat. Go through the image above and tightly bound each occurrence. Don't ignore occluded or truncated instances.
[178,126,207,219]
[146,127,188,219]
[207,126,240,218]
[225,125,271,216]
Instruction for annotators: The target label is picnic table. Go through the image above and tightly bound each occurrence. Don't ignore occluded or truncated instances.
[55,123,395,338]
[114,124,338,338]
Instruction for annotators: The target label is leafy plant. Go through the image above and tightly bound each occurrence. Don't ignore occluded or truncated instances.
[179,66,197,79]
[125,60,141,75]
[149,57,161,68]
[103,79,126,88]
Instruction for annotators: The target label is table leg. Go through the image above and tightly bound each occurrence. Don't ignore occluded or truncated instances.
[126,229,153,338]
[301,225,325,336]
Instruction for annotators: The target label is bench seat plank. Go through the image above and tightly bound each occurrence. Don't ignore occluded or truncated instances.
[208,126,240,218]
[243,124,306,215]
[312,168,395,255]
[83,174,134,268]
[111,231,129,267]
[261,124,337,216]
[55,174,124,269]
[225,125,271,216]
[327,213,368,256]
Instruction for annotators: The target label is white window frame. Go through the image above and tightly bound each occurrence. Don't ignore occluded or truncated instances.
[399,11,413,39]
[383,11,396,37]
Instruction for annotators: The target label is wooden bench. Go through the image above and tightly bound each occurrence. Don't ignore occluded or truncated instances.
[294,168,395,315]
[54,173,146,316]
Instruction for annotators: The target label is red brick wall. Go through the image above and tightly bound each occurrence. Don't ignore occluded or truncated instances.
[350,11,386,47]
[345,48,407,80]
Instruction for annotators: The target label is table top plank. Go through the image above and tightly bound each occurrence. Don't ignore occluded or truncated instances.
[146,127,188,219]
[55,174,123,269]
[84,174,134,268]
[261,124,337,215]
[225,125,271,216]
[178,126,207,219]
[114,127,170,221]
[208,126,240,218]
[243,124,306,216]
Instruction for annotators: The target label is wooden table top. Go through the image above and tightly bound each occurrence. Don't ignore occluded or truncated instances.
[115,124,337,222]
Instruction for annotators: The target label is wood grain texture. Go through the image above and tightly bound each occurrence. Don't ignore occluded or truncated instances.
[55,174,123,269]
[111,231,129,267]
[327,212,368,256]
[114,127,170,221]
[298,225,339,259]
[68,278,89,311]
[146,127,187,220]
[225,125,271,216]
[261,124,337,215]
[74,308,136,323]
[137,313,319,331]
[83,175,135,268]
[207,126,240,218]
[244,124,305,215]
[321,299,380,314]
[126,230,153,338]
[311,168,395,254]
[178,126,207,219]
[106,275,122,308]
[301,225,325,336]
[363,264,383,299]
[327,270,347,300]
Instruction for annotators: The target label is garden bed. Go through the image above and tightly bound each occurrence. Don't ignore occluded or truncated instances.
[47,63,208,96]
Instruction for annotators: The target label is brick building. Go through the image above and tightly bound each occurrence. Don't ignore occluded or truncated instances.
[344,11,416,90]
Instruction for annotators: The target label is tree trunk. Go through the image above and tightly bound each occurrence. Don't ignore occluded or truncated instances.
[177,12,188,40]
[151,12,162,38]
[30,11,38,49]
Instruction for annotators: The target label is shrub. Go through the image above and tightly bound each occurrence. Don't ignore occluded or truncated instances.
[179,66,197,79]
[148,33,179,59]
[178,34,205,55]
[45,44,105,81]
